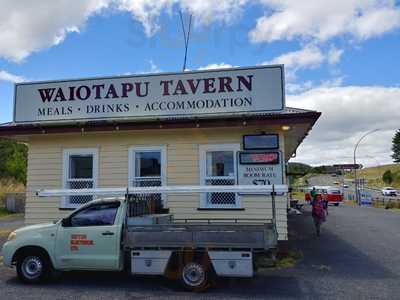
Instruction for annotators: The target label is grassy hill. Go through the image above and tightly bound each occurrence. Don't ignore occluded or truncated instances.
[353,164,400,189]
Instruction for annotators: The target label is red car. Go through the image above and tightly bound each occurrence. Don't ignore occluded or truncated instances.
[305,186,343,206]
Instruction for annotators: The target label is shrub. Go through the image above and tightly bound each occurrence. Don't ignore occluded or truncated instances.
[382,170,393,185]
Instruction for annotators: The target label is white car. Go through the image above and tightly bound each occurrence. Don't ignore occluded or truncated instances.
[381,187,397,197]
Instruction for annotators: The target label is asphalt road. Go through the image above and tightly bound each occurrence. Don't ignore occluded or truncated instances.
[307,175,400,202]
[0,205,399,299]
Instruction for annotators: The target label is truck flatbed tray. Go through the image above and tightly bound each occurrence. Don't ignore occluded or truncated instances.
[125,220,277,250]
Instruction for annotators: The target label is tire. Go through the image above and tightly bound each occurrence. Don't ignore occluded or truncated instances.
[16,251,50,284]
[180,261,210,292]
[334,203,339,206]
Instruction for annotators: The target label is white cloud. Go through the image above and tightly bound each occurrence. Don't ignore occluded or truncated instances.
[198,63,235,70]
[250,0,400,43]
[288,86,400,166]
[0,0,250,62]
[0,0,111,62]
[0,70,25,83]
[117,0,173,36]
[286,81,314,94]
[264,45,343,81]
[327,46,344,64]
[119,0,248,36]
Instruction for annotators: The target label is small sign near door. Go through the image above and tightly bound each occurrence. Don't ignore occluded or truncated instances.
[237,151,284,186]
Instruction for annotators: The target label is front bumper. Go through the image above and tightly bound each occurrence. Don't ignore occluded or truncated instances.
[1,241,15,267]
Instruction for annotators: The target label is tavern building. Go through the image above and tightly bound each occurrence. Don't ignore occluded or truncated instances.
[0,65,320,240]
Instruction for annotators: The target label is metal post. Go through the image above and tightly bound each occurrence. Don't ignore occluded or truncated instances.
[271,184,276,228]
[353,129,379,205]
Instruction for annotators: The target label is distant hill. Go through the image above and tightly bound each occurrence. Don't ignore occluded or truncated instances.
[355,164,400,188]
[287,162,313,176]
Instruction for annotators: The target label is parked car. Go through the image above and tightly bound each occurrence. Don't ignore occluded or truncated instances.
[381,187,397,196]
[343,184,349,188]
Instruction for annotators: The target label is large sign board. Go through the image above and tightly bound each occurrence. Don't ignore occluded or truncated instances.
[333,164,363,170]
[14,65,284,124]
[237,151,284,186]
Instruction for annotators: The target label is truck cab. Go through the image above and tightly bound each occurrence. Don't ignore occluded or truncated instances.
[2,198,126,282]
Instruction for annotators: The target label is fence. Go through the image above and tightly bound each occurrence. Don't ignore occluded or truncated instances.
[372,197,400,208]
[5,193,25,213]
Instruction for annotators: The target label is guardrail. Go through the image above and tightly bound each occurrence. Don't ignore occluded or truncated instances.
[372,197,400,208]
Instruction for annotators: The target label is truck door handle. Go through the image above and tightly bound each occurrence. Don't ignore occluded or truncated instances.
[102,231,114,236]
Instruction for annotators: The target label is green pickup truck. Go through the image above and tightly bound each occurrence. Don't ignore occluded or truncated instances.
[2,185,282,291]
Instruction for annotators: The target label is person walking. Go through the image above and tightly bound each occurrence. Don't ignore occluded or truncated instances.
[310,187,317,199]
[322,192,329,215]
[311,194,326,237]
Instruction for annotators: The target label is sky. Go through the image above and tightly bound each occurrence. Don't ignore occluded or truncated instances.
[0,0,399,167]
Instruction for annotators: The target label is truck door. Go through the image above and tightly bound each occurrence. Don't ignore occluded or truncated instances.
[55,201,122,270]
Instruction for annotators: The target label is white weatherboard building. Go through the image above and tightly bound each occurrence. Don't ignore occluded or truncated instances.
[0,65,320,240]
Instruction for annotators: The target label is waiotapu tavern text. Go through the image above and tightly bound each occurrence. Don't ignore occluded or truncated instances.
[35,75,254,117]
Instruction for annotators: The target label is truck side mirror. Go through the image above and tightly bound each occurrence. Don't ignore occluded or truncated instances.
[61,217,71,227]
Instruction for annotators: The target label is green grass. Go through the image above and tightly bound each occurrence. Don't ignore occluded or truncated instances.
[292,191,306,200]
[346,164,400,189]
[274,250,303,269]
[0,208,12,218]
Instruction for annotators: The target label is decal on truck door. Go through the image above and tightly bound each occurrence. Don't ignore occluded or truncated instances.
[70,234,94,251]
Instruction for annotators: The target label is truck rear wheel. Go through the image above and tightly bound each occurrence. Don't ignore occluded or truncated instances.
[180,262,209,292]
[16,252,49,283]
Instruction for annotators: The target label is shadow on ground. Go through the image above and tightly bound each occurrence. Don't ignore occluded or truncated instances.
[287,207,395,280]
[2,207,396,298]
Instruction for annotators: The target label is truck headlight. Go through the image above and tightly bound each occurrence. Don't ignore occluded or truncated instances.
[7,231,16,241]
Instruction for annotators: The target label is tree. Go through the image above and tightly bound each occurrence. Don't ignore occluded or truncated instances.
[382,170,393,185]
[392,129,400,163]
[0,138,28,184]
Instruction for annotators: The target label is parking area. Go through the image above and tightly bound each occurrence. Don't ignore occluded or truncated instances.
[0,205,399,299]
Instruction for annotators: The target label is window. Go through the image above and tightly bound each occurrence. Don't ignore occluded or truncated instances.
[199,144,240,208]
[129,146,166,205]
[63,149,98,208]
[70,202,120,227]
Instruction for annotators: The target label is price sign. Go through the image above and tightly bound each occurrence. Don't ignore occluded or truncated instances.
[239,152,280,164]
[237,151,284,186]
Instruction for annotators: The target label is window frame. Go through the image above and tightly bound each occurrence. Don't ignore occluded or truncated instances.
[128,145,167,204]
[199,143,241,209]
[62,148,98,209]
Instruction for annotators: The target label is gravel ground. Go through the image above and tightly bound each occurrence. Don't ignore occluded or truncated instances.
[0,205,399,299]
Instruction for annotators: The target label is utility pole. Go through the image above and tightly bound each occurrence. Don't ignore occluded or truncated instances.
[353,129,379,205]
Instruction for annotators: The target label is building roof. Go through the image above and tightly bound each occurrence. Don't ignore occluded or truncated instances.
[0,107,321,160]
[0,107,319,134]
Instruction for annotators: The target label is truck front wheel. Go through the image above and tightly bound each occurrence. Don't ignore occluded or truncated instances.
[16,252,49,283]
[180,262,210,292]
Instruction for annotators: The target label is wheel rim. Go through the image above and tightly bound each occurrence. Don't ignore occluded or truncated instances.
[21,256,43,280]
[182,263,205,287]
